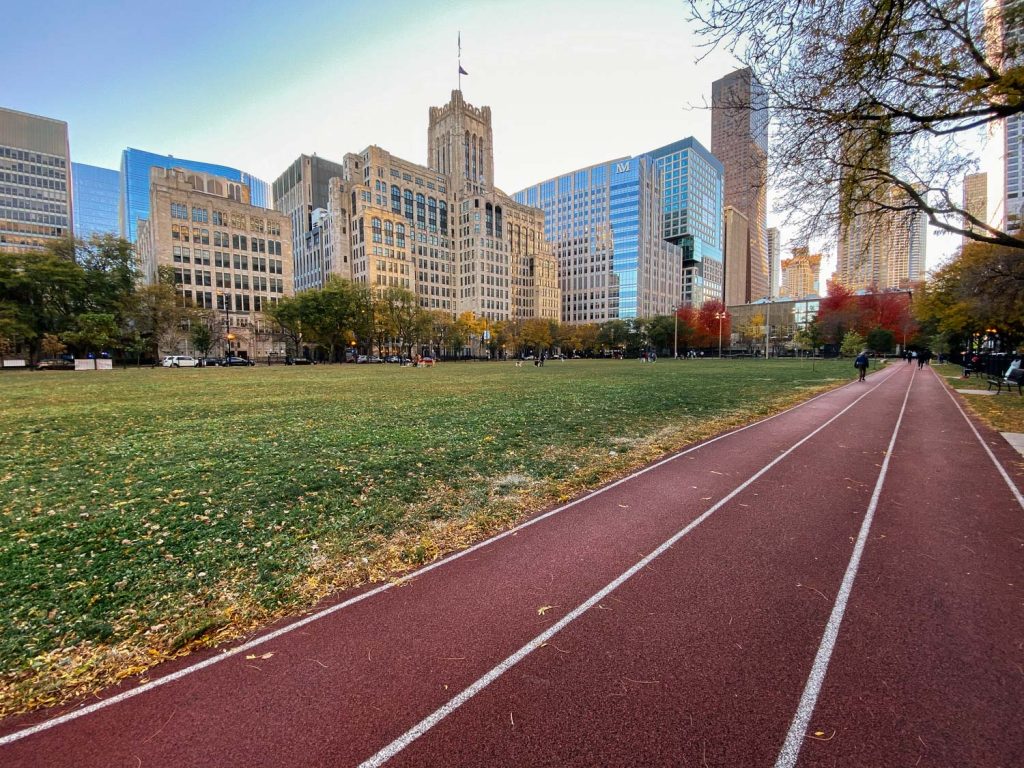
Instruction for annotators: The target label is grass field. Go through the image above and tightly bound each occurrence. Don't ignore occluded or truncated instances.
[936,363,1024,433]
[0,358,851,714]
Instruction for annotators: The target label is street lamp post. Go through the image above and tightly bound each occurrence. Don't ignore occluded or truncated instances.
[715,311,727,358]
[764,298,771,360]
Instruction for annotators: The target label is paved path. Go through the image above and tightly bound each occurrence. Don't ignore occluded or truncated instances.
[2,365,1022,767]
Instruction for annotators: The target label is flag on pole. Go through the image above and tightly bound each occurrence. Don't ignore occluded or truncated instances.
[459,65,468,76]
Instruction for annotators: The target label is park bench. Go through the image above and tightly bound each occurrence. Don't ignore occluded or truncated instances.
[987,367,1024,395]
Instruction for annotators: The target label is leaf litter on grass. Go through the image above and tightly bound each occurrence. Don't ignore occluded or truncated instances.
[0,360,849,715]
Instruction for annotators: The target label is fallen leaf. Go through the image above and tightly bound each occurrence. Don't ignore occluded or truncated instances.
[245,652,274,660]
[537,605,553,616]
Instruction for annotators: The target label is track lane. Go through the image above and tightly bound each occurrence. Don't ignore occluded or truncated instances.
[364,368,918,767]
[791,367,1024,767]
[0,369,902,767]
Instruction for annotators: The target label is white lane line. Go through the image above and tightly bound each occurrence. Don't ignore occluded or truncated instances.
[774,367,916,768]
[357,371,901,768]
[932,368,1024,510]
[0,368,893,749]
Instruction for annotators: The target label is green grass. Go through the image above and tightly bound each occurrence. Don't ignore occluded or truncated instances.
[936,363,1024,433]
[0,358,850,712]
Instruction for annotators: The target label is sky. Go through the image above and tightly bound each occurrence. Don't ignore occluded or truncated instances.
[7,0,959,273]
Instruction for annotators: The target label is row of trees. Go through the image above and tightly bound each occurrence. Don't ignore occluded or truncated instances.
[813,282,918,354]
[2,239,736,365]
[0,237,203,364]
[266,279,737,361]
[914,241,1024,357]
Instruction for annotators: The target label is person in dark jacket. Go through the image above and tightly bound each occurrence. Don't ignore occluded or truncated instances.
[854,350,869,382]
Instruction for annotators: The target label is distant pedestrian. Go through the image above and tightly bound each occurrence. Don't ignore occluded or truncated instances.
[854,350,869,382]
[905,349,912,364]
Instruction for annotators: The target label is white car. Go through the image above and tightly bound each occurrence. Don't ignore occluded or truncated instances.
[161,355,199,368]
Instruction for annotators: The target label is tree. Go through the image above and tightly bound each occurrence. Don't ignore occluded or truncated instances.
[598,319,629,352]
[264,294,307,356]
[40,333,67,360]
[914,239,1024,348]
[123,280,188,360]
[687,0,1024,249]
[375,286,419,358]
[646,315,675,353]
[76,235,138,316]
[190,322,215,359]
[793,321,823,357]
[866,327,895,354]
[673,307,699,354]
[63,313,118,357]
[816,280,861,344]
[0,247,86,360]
[737,311,766,351]
[423,310,453,358]
[695,300,732,350]
[453,312,484,357]
[520,318,553,355]
[841,329,866,358]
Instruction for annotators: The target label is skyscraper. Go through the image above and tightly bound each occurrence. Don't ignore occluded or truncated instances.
[0,107,72,253]
[307,90,560,322]
[982,0,1023,231]
[766,227,780,298]
[515,137,724,321]
[712,68,769,302]
[646,138,724,306]
[722,206,750,307]
[780,247,822,299]
[120,148,270,243]
[272,154,346,291]
[72,163,119,240]
[517,156,682,322]
[962,172,988,243]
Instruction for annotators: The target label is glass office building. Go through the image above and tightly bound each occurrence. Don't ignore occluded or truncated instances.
[515,156,681,322]
[515,136,723,322]
[72,163,119,240]
[645,138,724,306]
[119,148,270,242]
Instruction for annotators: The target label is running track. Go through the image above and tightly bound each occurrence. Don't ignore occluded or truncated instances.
[2,365,1022,767]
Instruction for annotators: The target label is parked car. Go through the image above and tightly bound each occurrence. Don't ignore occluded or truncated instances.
[161,355,199,368]
[35,358,75,371]
[356,355,369,364]
[222,356,255,367]
[367,356,384,364]
[385,355,401,364]
[196,357,224,367]
[285,356,312,365]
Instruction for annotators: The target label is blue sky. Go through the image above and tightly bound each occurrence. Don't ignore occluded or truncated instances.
[7,0,958,269]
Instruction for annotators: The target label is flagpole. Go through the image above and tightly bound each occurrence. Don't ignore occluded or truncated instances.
[458,31,462,91]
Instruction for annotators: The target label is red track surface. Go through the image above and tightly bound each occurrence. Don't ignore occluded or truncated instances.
[3,365,1022,767]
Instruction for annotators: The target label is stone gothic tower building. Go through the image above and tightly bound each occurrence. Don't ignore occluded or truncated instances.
[427,90,494,193]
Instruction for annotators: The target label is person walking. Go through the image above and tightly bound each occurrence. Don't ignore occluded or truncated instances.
[854,350,870,382]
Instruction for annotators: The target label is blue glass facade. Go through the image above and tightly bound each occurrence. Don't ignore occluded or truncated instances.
[644,138,724,305]
[516,156,677,321]
[72,163,120,240]
[516,136,724,321]
[119,148,270,242]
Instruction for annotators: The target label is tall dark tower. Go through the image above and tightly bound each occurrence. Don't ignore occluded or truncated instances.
[712,68,768,303]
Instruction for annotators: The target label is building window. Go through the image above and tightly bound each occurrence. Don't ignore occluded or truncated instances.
[171,203,188,219]
[191,207,208,223]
